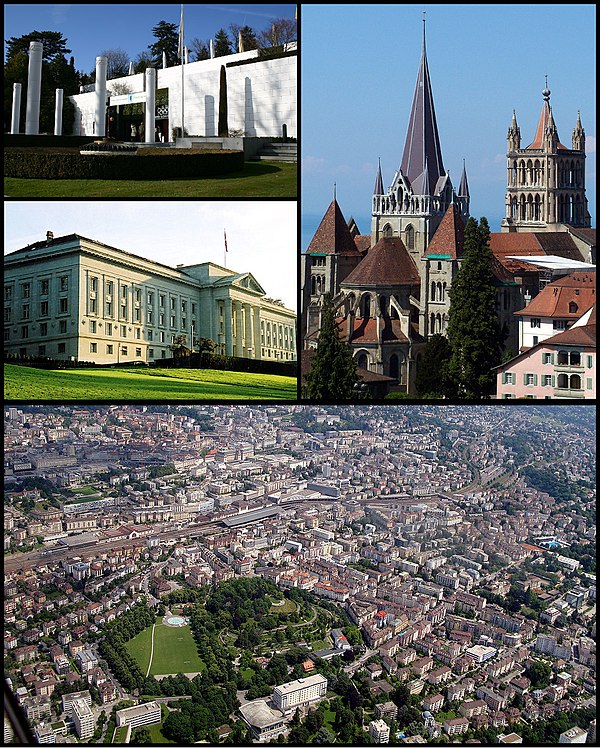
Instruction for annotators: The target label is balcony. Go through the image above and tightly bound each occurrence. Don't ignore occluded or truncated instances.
[553,387,585,399]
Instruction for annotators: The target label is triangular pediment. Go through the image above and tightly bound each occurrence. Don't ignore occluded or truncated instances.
[213,272,266,295]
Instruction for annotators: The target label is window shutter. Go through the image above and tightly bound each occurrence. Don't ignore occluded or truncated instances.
[587,378,593,390]
[523,373,528,385]
[551,376,555,388]
[551,353,555,365]
[533,374,538,386]
[587,355,593,369]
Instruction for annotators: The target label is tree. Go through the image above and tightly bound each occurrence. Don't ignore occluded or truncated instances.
[189,38,210,61]
[229,24,258,52]
[98,48,130,79]
[149,21,179,67]
[214,28,233,57]
[5,30,71,62]
[446,216,505,398]
[257,18,297,48]
[415,333,453,398]
[133,51,154,74]
[169,334,191,361]
[305,293,360,400]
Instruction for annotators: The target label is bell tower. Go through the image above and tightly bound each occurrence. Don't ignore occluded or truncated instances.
[501,80,591,232]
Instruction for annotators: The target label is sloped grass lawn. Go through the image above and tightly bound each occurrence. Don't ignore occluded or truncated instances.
[4,161,296,198]
[126,622,206,676]
[4,364,297,400]
[124,624,153,675]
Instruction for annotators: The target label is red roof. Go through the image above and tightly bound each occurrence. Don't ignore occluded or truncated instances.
[426,203,465,259]
[336,316,410,345]
[342,236,420,287]
[542,323,596,348]
[514,272,596,318]
[307,200,362,256]
[526,100,569,151]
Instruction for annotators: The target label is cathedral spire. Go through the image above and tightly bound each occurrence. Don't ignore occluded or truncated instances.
[373,157,384,196]
[400,16,445,196]
[527,80,566,150]
[458,160,469,198]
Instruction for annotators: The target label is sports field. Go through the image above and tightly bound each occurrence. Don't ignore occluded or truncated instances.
[126,622,206,676]
[4,364,297,401]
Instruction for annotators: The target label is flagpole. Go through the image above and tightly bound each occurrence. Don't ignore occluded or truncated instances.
[180,4,184,138]
[224,229,228,267]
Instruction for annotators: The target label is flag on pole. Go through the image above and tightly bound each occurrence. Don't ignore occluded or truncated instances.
[224,229,228,252]
[178,5,185,62]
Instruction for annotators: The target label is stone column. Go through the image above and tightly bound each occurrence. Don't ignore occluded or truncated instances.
[11,83,22,134]
[235,301,244,357]
[94,55,108,137]
[145,68,156,143]
[253,307,262,360]
[25,41,43,135]
[224,298,233,355]
[209,39,215,59]
[244,303,254,358]
[54,88,63,135]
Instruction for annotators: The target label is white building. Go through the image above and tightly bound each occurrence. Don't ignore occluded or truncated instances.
[116,701,161,729]
[4,233,296,364]
[272,674,328,713]
[71,697,95,740]
[369,719,391,744]
[558,726,588,744]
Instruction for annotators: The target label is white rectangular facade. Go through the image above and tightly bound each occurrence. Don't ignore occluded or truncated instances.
[272,674,327,712]
[71,697,95,739]
[116,701,161,728]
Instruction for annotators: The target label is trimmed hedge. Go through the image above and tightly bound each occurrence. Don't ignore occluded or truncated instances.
[163,352,297,378]
[4,134,97,149]
[4,147,244,180]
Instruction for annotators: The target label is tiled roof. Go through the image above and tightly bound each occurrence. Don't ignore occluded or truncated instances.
[542,323,596,348]
[566,227,596,246]
[426,203,465,259]
[342,237,420,287]
[306,200,362,256]
[354,235,372,254]
[514,272,596,317]
[336,316,410,345]
[526,100,569,151]
[489,232,585,274]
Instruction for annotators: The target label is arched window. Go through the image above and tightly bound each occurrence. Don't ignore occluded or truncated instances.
[311,276,316,295]
[431,282,436,301]
[557,373,569,388]
[389,354,399,380]
[430,313,435,334]
[405,225,415,251]
[569,374,581,390]
[361,294,371,319]
[382,223,393,238]
[520,195,526,221]
[379,295,387,316]
[436,313,442,333]
[357,353,368,370]
[569,302,578,314]
[534,195,541,221]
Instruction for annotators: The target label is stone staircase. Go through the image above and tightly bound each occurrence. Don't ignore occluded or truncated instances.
[252,142,297,162]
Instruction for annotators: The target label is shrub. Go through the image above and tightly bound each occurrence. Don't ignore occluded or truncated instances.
[4,147,244,179]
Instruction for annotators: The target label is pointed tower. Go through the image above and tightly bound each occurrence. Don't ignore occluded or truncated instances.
[502,81,591,232]
[371,17,469,260]
[373,158,384,198]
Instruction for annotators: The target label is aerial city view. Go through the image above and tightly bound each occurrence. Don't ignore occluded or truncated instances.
[3,405,596,745]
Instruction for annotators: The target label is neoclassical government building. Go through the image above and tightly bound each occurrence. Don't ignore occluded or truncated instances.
[4,233,296,364]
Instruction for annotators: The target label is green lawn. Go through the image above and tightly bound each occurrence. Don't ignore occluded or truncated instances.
[270,598,297,614]
[127,622,206,676]
[144,705,174,744]
[112,725,129,743]
[4,161,296,198]
[4,364,297,401]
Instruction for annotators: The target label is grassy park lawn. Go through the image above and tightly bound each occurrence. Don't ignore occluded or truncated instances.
[4,364,297,401]
[4,161,296,198]
[127,622,206,676]
[144,705,174,744]
[270,598,297,614]
[112,725,129,743]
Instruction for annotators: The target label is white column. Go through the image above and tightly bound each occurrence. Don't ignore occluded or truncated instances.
[253,307,262,360]
[145,68,156,143]
[25,41,43,135]
[94,55,108,137]
[54,88,63,135]
[209,39,214,59]
[11,83,22,134]
[225,298,233,356]
[235,301,244,357]
[162,51,167,69]
[244,303,254,358]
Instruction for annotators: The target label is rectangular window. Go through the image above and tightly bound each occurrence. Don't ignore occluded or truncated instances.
[134,307,141,322]
[147,330,153,341]
[170,297,175,310]
[586,355,593,368]
[121,285,128,298]
[532,335,538,345]
[106,281,113,295]
[40,322,47,336]
[58,343,66,353]
[59,298,68,313]
[181,301,186,313]
[90,277,98,292]
[159,331,165,343]
[40,279,50,295]
[60,276,69,292]
[107,344,113,354]
[135,347,142,357]
[135,328,141,339]
[135,288,141,303]
[526,373,535,385]
[4,329,10,341]
[159,294,165,307]
[542,375,552,386]
[542,352,553,365]
[121,325,127,337]
[181,318,186,330]
[170,316,176,328]
[22,304,30,320]
[90,321,97,333]
[147,311,153,324]
[553,320,567,330]
[90,342,97,353]
[59,320,67,333]
[105,301,113,317]
[40,301,49,317]
[148,348,154,359]
[106,322,112,335]
[22,283,31,298]
[4,286,13,301]
[21,325,29,339]
[120,304,127,318]
[4,308,12,323]
[147,291,154,305]
[530,318,541,328]
[121,346,128,356]
[191,303,196,314]
[89,298,97,314]
[159,313,165,326]
[38,345,46,356]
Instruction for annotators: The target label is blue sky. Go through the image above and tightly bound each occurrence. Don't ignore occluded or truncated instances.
[4,201,298,310]
[4,4,296,73]
[301,3,596,249]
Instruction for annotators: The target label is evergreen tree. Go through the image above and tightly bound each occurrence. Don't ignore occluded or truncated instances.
[5,30,71,62]
[149,21,179,67]
[217,65,228,137]
[415,333,454,398]
[446,216,505,398]
[305,293,360,400]
[214,29,233,57]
